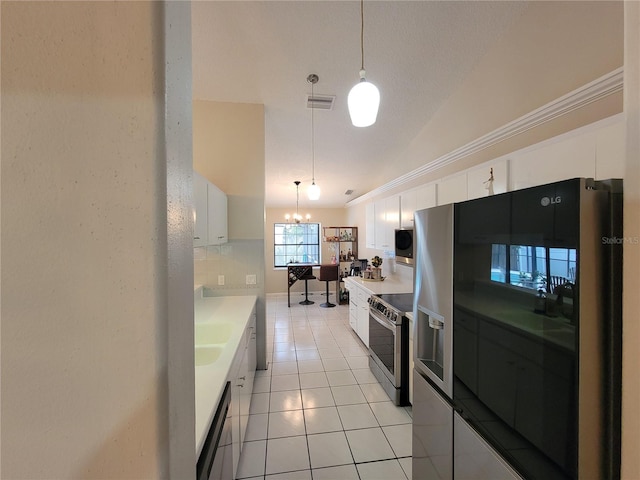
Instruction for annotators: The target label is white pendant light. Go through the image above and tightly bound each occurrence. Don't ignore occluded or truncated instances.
[308,182,320,201]
[307,74,321,200]
[348,0,380,128]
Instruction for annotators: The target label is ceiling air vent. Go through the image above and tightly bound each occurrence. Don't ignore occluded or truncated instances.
[306,94,336,110]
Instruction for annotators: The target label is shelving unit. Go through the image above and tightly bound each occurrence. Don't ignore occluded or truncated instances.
[323,227,358,305]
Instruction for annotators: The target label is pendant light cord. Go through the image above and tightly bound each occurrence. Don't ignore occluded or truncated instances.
[360,0,365,71]
[311,80,315,183]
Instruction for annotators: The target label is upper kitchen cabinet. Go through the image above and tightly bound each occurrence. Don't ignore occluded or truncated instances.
[207,182,228,245]
[510,133,596,191]
[193,170,228,247]
[416,183,437,211]
[365,203,376,249]
[401,183,437,227]
[438,173,468,206]
[400,190,416,228]
[374,195,400,251]
[194,171,209,247]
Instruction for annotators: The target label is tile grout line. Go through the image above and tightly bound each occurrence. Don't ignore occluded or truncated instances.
[250,301,410,479]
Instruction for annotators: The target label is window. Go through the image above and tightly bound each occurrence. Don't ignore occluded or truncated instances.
[491,244,576,292]
[274,223,320,267]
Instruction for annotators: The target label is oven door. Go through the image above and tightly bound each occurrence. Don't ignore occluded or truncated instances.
[369,309,401,387]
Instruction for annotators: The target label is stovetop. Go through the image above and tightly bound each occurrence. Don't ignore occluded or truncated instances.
[374,292,414,314]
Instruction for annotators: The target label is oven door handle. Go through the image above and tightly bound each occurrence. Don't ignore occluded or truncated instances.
[370,312,396,332]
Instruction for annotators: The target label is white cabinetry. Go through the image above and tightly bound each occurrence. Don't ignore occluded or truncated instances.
[400,183,437,227]
[374,195,399,250]
[193,171,208,247]
[437,173,468,205]
[365,203,376,249]
[400,189,416,228]
[349,298,358,331]
[510,134,595,191]
[193,170,228,246]
[416,183,437,211]
[230,309,256,478]
[357,299,370,347]
[345,281,370,347]
[207,182,228,245]
[374,198,387,250]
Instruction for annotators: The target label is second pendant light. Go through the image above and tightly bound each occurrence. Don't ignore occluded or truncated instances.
[307,73,321,201]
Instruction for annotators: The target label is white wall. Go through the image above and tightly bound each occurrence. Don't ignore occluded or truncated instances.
[1,2,194,477]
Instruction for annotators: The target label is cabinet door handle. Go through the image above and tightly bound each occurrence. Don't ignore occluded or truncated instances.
[194,236,200,240]
[237,383,244,388]
[238,376,246,381]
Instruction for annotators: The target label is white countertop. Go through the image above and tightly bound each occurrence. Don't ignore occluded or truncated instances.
[343,275,413,295]
[194,295,257,456]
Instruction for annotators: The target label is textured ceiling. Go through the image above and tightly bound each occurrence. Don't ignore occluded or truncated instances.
[192,1,528,207]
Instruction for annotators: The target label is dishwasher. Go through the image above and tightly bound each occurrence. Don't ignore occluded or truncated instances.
[197,382,233,480]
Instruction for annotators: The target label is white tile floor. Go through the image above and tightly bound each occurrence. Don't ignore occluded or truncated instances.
[236,293,412,480]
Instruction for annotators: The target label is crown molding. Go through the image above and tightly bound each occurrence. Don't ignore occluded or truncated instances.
[347,67,624,206]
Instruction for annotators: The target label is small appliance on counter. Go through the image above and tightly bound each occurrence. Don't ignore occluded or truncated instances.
[349,258,368,277]
[367,292,413,406]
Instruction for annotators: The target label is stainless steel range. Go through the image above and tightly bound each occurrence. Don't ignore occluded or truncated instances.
[367,292,412,406]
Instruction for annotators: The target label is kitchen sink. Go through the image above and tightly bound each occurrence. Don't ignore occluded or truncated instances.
[195,345,223,366]
[195,322,234,345]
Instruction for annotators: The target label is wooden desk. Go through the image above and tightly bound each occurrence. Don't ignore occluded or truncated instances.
[287,263,317,307]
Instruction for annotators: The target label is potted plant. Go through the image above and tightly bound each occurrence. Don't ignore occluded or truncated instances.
[371,255,383,279]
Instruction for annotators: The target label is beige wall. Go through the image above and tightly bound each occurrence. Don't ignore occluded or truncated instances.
[1,2,194,478]
[192,99,268,367]
[265,207,347,295]
[193,100,265,240]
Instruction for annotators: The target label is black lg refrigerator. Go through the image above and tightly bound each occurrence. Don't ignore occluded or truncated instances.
[412,178,622,479]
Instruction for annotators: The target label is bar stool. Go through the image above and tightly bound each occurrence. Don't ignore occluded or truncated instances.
[299,270,316,305]
[318,264,339,308]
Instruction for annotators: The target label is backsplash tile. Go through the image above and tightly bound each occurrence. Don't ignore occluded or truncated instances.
[195,239,264,296]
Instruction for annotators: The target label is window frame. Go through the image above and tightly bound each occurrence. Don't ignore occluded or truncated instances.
[273,222,321,268]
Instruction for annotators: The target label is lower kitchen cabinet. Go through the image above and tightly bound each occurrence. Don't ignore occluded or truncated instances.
[349,299,358,331]
[357,301,369,347]
[230,308,257,478]
[345,281,370,347]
